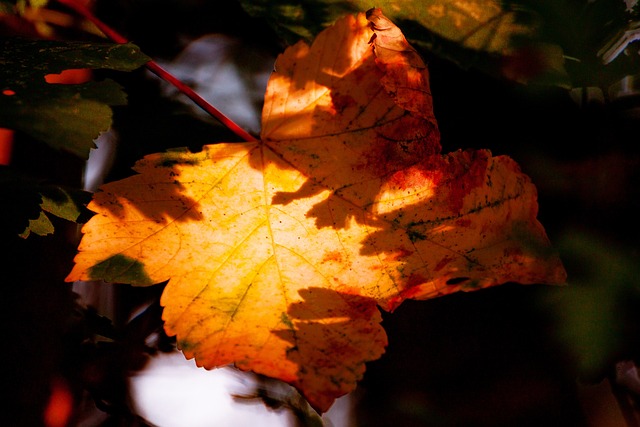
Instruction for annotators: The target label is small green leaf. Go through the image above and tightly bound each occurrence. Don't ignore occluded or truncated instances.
[20,211,54,238]
[39,185,91,223]
[0,166,92,238]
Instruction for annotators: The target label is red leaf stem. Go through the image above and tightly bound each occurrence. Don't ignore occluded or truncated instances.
[55,0,258,142]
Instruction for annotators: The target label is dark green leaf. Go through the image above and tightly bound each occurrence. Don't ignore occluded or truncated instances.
[39,184,92,223]
[0,37,149,158]
[0,38,150,77]
[0,166,92,238]
[0,79,127,157]
[19,211,54,238]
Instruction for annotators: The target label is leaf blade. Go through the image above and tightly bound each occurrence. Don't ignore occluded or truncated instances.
[67,9,565,412]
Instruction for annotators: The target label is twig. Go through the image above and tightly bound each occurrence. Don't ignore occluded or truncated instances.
[55,0,258,142]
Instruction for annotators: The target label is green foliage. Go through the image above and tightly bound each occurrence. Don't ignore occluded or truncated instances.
[239,0,564,85]
[240,0,533,51]
[0,166,92,237]
[240,0,639,88]
[239,0,356,43]
[0,38,150,159]
[0,37,148,237]
[544,231,640,377]
[0,2,15,13]
[21,184,93,238]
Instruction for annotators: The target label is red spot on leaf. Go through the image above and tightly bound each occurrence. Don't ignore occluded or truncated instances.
[330,92,356,114]
[360,115,440,179]
[442,151,489,212]
[386,273,428,309]
[406,273,426,289]
[384,247,413,262]
[503,247,524,258]
[351,66,370,84]
[434,256,453,272]
[455,218,472,227]
[389,165,439,191]
[322,250,344,263]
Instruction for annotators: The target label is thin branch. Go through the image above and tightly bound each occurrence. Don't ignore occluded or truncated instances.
[55,0,258,142]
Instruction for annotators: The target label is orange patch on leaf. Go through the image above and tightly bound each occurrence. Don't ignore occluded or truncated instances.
[322,250,344,263]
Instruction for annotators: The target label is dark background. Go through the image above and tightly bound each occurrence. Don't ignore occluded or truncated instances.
[4,0,640,426]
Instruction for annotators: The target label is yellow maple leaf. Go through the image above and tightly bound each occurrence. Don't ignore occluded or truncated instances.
[66,8,566,412]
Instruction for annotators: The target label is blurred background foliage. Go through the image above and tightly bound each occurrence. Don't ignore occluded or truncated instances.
[2,0,640,425]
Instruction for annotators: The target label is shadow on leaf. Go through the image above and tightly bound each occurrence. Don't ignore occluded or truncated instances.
[94,148,211,223]
[273,287,387,412]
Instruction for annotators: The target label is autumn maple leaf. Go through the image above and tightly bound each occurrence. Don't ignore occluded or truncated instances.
[66,8,566,412]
